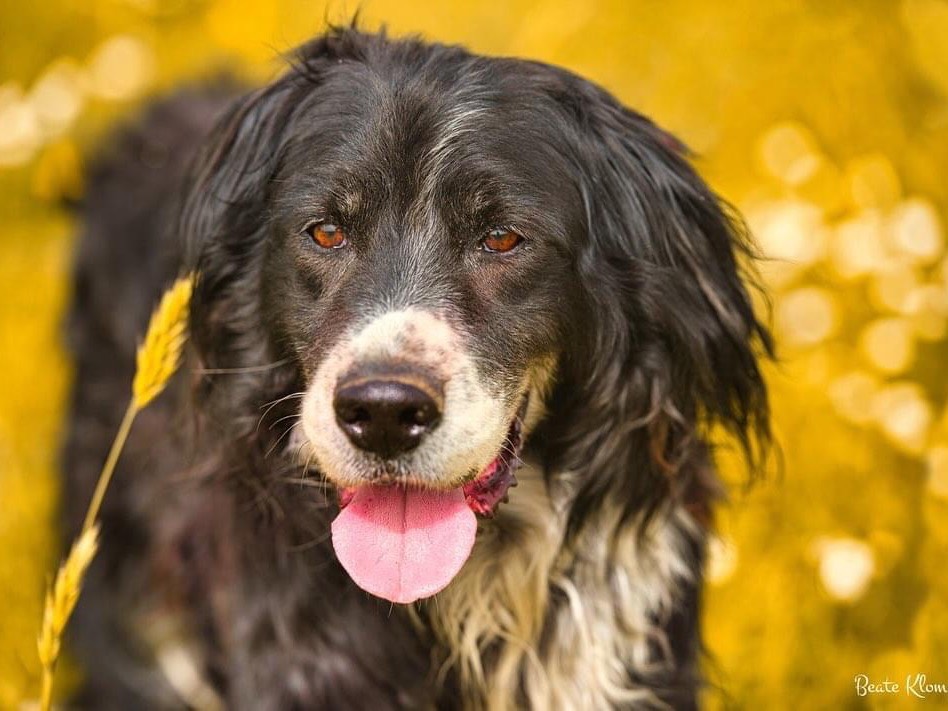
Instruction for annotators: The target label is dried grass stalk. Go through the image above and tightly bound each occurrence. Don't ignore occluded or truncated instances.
[37,526,99,710]
[37,273,194,710]
[133,275,193,410]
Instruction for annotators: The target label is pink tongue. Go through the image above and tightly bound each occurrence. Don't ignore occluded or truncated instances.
[331,485,477,604]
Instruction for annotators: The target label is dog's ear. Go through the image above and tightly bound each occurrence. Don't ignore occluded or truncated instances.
[178,83,295,276]
[176,76,304,379]
[544,80,772,537]
[177,28,368,371]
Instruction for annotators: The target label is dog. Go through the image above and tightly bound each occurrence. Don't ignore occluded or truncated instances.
[63,26,771,710]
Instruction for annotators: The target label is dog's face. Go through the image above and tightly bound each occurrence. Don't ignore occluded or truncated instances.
[259,57,585,500]
[184,30,770,604]
[255,57,593,602]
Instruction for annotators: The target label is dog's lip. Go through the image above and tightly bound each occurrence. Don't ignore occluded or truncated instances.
[461,396,527,516]
[336,395,528,516]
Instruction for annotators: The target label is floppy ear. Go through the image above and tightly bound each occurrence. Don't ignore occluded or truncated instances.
[544,81,772,538]
[177,81,295,373]
[179,29,368,374]
[175,28,372,439]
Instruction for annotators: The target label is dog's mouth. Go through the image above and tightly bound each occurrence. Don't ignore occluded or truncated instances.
[329,397,527,604]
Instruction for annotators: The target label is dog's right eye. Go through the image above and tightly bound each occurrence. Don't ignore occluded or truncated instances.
[304,222,347,250]
[481,228,523,254]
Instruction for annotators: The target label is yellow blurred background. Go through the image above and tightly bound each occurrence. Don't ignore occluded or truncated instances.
[2,0,947,708]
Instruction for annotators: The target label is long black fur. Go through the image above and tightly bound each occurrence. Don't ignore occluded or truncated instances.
[63,27,770,710]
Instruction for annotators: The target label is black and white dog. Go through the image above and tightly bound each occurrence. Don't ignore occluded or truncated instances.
[64,27,770,710]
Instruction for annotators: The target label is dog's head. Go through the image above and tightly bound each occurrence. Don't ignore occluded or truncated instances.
[181,28,770,604]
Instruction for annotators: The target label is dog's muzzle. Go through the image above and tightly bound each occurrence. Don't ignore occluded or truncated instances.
[300,308,527,605]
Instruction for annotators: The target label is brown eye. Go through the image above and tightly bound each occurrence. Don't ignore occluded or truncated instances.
[482,228,523,253]
[306,222,347,249]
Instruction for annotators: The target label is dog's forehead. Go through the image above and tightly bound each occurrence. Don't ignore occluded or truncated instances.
[276,57,578,230]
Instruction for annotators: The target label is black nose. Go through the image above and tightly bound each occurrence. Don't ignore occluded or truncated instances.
[333,376,443,459]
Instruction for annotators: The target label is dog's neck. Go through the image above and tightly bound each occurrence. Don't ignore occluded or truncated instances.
[424,462,702,711]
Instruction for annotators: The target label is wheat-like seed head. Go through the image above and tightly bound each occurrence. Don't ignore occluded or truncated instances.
[132,274,194,410]
[37,525,99,668]
[37,275,194,708]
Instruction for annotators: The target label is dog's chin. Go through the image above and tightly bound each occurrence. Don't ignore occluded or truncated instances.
[327,397,528,605]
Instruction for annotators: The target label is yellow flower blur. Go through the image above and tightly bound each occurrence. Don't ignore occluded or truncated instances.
[1,0,946,707]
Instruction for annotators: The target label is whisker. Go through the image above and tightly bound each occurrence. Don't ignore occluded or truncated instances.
[301,454,316,478]
[279,476,333,489]
[193,358,291,375]
[265,420,301,459]
[259,391,306,411]
[292,437,310,468]
[269,412,301,430]
[494,440,521,460]
[255,391,306,435]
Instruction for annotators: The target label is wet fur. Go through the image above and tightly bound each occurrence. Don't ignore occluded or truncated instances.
[63,27,770,710]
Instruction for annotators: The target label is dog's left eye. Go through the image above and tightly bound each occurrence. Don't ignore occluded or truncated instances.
[481,228,523,253]
[304,222,347,250]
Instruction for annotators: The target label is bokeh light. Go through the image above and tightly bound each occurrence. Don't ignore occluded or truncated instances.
[87,35,156,102]
[928,446,948,500]
[814,537,876,603]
